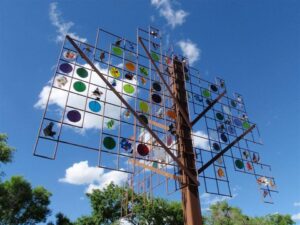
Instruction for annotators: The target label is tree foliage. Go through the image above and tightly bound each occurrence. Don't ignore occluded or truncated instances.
[206,201,295,225]
[0,176,52,225]
[0,133,15,164]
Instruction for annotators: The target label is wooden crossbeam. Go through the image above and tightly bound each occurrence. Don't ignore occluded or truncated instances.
[129,159,181,180]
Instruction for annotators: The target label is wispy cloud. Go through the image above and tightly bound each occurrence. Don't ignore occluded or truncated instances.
[177,39,200,65]
[59,161,128,194]
[192,130,210,150]
[294,202,300,207]
[49,2,86,43]
[292,212,300,221]
[150,0,189,28]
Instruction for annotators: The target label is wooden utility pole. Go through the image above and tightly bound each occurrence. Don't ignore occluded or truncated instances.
[172,58,203,225]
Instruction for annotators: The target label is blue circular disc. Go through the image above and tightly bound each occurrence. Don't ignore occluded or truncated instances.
[89,101,101,112]
[233,118,242,127]
[59,63,73,73]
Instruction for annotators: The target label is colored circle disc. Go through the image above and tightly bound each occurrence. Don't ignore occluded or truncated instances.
[103,137,116,150]
[139,67,148,76]
[242,121,251,129]
[139,101,149,113]
[112,47,123,56]
[125,62,135,72]
[67,110,81,122]
[220,133,228,142]
[151,52,160,62]
[235,159,244,169]
[63,51,77,60]
[110,67,120,78]
[216,112,224,121]
[166,110,176,120]
[73,81,86,92]
[233,118,242,127]
[152,82,161,91]
[123,84,135,94]
[89,101,101,112]
[137,144,149,156]
[152,94,162,103]
[202,89,211,98]
[231,100,237,108]
[139,114,148,125]
[212,142,221,151]
[210,84,218,92]
[76,68,88,78]
[167,135,173,146]
[217,168,225,177]
[59,63,73,73]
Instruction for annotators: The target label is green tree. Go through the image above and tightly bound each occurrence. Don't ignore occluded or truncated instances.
[74,183,184,225]
[0,176,52,225]
[0,133,15,164]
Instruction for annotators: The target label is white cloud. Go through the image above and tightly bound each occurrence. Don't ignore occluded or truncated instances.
[294,202,300,207]
[49,2,87,43]
[150,0,188,28]
[59,161,128,193]
[192,130,210,150]
[200,188,238,210]
[177,39,200,65]
[292,213,300,221]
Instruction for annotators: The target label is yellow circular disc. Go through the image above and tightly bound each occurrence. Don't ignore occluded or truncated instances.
[139,101,149,113]
[125,62,135,72]
[110,67,120,78]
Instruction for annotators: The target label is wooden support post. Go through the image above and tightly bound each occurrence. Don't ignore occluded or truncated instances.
[172,58,203,225]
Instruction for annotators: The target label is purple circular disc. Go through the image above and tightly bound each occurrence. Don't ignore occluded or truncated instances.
[59,63,73,73]
[67,110,81,122]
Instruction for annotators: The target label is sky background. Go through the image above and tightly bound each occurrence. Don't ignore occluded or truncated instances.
[0,0,300,224]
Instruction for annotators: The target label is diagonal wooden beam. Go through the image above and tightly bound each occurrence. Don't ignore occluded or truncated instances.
[129,159,181,181]
[66,35,199,186]
[138,37,192,129]
[197,124,256,174]
[191,90,226,127]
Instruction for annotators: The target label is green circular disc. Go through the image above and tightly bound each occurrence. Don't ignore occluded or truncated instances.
[139,101,149,113]
[103,137,116,150]
[202,89,211,98]
[123,84,135,94]
[73,81,86,92]
[76,68,88,78]
[112,47,123,56]
[235,159,244,169]
[242,121,251,129]
[151,52,160,62]
[216,112,224,121]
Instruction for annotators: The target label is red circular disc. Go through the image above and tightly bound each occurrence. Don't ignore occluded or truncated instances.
[137,144,149,156]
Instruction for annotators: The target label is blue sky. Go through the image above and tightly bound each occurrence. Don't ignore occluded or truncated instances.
[0,0,300,223]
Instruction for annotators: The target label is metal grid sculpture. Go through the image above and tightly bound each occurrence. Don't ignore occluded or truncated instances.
[34,26,277,225]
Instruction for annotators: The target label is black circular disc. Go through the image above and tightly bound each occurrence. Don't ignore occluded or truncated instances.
[152,94,162,103]
[220,133,228,142]
[216,112,224,121]
[152,82,161,92]
[139,114,148,125]
[210,84,218,92]
[231,100,237,108]
[206,99,212,105]
[212,142,221,151]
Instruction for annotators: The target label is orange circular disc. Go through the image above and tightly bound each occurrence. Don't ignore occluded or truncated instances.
[125,62,135,72]
[166,110,176,119]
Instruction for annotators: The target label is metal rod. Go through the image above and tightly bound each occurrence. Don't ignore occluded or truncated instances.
[66,35,199,186]
[197,124,256,174]
[191,91,226,126]
[138,37,192,129]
